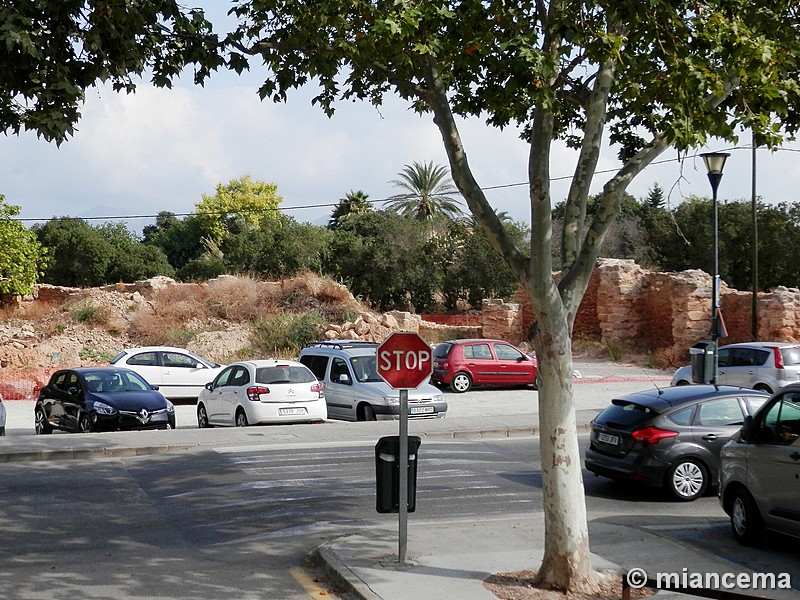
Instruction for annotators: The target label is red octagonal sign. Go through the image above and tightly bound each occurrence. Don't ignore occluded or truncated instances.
[377,332,433,389]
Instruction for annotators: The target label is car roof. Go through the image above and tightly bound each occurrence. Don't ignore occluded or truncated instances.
[55,366,137,375]
[720,341,800,349]
[614,384,769,411]
[227,359,308,368]
[120,346,205,354]
[439,338,512,344]
[301,341,379,355]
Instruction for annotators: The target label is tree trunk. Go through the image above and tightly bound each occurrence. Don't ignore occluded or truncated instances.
[531,319,601,592]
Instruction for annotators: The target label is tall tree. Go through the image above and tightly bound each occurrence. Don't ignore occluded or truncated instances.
[0,197,47,295]
[0,2,220,144]
[384,161,464,221]
[196,176,283,243]
[219,1,800,591]
[329,190,373,229]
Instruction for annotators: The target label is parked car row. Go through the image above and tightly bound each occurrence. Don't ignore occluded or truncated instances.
[31,337,539,435]
[588,354,800,546]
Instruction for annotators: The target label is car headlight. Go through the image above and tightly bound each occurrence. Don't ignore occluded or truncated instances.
[166,401,175,414]
[384,396,399,404]
[93,401,117,416]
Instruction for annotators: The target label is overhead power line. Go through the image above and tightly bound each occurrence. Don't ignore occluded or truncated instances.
[9,143,777,224]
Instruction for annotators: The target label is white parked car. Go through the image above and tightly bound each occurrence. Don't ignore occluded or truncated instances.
[196,359,327,427]
[110,346,225,400]
[671,341,800,393]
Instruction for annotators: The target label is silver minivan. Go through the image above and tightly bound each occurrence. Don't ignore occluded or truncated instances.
[299,340,448,421]
[719,383,800,544]
[672,341,800,393]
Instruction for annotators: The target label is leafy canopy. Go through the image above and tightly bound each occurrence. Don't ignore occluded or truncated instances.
[384,161,464,221]
[0,1,222,144]
[196,175,283,243]
[0,197,47,295]
[223,1,800,158]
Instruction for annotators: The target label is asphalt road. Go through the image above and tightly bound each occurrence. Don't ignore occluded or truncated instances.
[1,434,796,600]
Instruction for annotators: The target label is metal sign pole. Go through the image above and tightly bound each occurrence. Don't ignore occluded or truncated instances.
[398,388,409,564]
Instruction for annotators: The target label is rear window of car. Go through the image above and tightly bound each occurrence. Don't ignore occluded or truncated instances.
[433,343,455,359]
[256,366,316,385]
[299,355,328,380]
[594,400,655,429]
[778,347,800,366]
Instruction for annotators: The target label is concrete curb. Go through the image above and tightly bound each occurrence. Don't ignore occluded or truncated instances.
[314,544,383,600]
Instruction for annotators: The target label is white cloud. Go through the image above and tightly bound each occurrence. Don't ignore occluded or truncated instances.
[1,61,798,235]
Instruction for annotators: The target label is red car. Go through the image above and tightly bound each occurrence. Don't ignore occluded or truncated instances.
[432,339,539,393]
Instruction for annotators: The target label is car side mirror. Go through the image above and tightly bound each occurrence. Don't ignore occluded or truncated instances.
[68,386,80,396]
[205,382,213,391]
[195,362,204,369]
[151,385,159,391]
[740,415,754,442]
[338,373,351,384]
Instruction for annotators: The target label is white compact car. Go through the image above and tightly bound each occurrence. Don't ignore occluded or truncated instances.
[110,346,225,400]
[196,359,327,427]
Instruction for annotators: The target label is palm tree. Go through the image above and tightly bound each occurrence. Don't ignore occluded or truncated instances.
[328,190,372,229]
[384,161,464,221]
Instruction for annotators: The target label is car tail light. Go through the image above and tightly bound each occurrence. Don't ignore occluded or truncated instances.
[247,386,270,401]
[767,346,785,369]
[631,426,679,445]
[311,382,323,398]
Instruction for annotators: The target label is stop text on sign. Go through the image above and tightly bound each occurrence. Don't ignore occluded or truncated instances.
[378,348,431,372]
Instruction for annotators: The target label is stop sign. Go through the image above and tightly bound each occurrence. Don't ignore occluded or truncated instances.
[376,332,433,389]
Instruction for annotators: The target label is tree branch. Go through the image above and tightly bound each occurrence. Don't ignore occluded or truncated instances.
[421,56,529,280]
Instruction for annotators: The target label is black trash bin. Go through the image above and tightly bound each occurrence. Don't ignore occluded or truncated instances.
[690,340,716,384]
[375,435,421,514]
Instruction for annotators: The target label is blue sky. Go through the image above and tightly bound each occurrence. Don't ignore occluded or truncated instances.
[1,6,798,234]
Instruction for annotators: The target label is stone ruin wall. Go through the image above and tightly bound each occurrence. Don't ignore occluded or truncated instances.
[481,258,800,367]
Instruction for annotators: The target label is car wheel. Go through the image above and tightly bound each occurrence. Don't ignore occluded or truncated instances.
[235,409,249,427]
[78,413,93,434]
[730,488,763,545]
[34,407,52,435]
[753,384,773,394]
[675,380,691,386]
[666,458,708,501]
[532,372,541,390]
[361,404,376,422]
[197,404,212,428]
[450,372,472,393]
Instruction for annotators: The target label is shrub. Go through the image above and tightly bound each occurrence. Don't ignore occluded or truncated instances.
[250,313,327,356]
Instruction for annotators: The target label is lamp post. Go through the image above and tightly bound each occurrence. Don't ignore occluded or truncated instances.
[702,151,730,384]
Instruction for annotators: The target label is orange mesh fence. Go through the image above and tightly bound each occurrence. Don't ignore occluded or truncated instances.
[0,368,56,400]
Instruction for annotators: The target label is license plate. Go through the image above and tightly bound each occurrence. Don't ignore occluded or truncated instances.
[279,407,307,416]
[597,432,620,445]
[410,406,435,415]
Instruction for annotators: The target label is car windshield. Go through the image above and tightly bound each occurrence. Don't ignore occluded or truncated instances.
[350,356,383,383]
[256,366,316,385]
[84,370,150,392]
[595,400,655,429]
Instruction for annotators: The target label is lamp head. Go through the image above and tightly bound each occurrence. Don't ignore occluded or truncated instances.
[701,152,730,175]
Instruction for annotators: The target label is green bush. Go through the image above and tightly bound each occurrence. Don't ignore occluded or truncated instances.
[250,313,327,357]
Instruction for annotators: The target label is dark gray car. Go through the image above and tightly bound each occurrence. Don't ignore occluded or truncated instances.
[585,385,769,501]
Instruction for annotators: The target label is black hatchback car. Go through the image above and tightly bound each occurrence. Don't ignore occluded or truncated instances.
[35,367,176,434]
[584,385,769,501]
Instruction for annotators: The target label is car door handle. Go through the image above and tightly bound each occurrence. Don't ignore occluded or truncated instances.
[791,452,800,462]
[701,433,718,441]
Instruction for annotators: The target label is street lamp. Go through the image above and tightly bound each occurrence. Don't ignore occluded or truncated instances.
[702,151,730,384]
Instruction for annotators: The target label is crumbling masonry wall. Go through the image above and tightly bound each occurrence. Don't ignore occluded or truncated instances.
[482,258,800,366]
